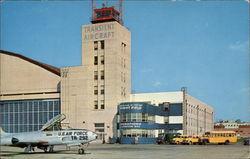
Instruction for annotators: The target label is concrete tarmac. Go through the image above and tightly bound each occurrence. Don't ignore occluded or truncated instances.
[0,143,250,159]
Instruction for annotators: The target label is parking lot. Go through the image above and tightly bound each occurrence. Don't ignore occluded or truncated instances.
[1,143,250,159]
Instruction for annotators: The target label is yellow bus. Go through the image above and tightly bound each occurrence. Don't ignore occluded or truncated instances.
[182,135,201,145]
[171,135,191,144]
[199,131,237,145]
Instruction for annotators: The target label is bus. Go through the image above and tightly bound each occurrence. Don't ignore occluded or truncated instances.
[182,135,201,145]
[171,135,191,144]
[199,131,237,145]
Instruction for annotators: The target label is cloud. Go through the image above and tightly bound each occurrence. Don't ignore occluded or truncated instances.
[153,81,161,87]
[229,41,249,52]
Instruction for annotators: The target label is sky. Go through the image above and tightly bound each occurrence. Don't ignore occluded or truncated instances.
[0,1,249,122]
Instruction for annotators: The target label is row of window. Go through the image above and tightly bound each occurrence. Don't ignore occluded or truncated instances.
[94,70,104,80]
[94,100,105,110]
[0,99,60,133]
[94,85,105,95]
[121,87,126,97]
[94,40,105,50]
[121,72,126,83]
[121,129,155,138]
[119,113,156,123]
[94,55,104,65]
[0,112,59,125]
[0,101,59,113]
[121,57,126,68]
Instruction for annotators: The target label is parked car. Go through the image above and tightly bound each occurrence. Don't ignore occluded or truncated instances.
[243,137,250,145]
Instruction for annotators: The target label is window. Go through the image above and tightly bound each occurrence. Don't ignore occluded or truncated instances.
[100,40,105,49]
[94,101,98,109]
[94,71,98,80]
[124,59,126,68]
[95,123,104,127]
[121,87,123,96]
[121,129,155,138]
[94,86,98,95]
[94,41,98,50]
[162,102,169,111]
[100,85,104,95]
[94,56,98,65]
[101,70,104,80]
[123,72,125,82]
[121,72,123,82]
[100,55,104,65]
[121,58,123,68]
[100,100,105,109]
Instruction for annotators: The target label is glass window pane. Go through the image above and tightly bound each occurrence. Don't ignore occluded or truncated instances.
[43,102,48,111]
[34,112,38,124]
[24,102,28,112]
[49,102,53,111]
[9,103,13,113]
[14,103,18,112]
[28,102,33,112]
[49,112,53,119]
[29,112,33,124]
[34,102,38,111]
[54,101,59,111]
[39,102,43,111]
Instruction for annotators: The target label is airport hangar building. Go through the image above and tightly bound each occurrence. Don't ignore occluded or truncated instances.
[0,7,214,143]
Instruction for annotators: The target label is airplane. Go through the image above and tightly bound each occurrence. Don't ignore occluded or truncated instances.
[0,114,98,154]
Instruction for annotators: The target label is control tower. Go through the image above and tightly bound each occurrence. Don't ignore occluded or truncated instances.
[61,1,131,141]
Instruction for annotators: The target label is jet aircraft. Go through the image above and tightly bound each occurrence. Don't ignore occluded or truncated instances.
[0,114,97,154]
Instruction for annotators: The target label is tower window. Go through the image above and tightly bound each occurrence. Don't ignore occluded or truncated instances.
[94,100,98,109]
[101,40,105,49]
[100,100,105,109]
[94,71,98,80]
[94,41,98,50]
[94,56,98,65]
[100,85,104,95]
[100,55,104,65]
[94,86,98,95]
[101,70,104,80]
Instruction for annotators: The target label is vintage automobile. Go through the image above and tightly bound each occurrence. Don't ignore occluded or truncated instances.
[243,137,250,145]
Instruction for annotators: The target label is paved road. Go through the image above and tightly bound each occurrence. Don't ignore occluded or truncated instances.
[1,143,250,159]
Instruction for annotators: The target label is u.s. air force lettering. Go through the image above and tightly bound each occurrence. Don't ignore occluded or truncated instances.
[83,23,115,40]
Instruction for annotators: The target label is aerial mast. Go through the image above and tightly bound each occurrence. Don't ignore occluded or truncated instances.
[91,0,95,22]
[118,0,123,25]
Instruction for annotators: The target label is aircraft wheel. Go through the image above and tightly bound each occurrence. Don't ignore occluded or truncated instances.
[78,148,85,154]
[44,147,49,153]
[49,146,54,153]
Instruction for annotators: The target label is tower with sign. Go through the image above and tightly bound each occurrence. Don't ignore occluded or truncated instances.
[61,2,131,141]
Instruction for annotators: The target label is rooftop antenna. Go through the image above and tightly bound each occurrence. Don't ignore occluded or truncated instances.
[118,0,123,25]
[91,0,95,21]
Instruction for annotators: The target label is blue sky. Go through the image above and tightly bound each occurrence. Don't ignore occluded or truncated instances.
[1,1,249,122]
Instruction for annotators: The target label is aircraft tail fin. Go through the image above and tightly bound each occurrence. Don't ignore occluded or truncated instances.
[0,127,7,134]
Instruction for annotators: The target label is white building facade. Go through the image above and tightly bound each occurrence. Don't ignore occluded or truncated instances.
[130,91,214,135]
